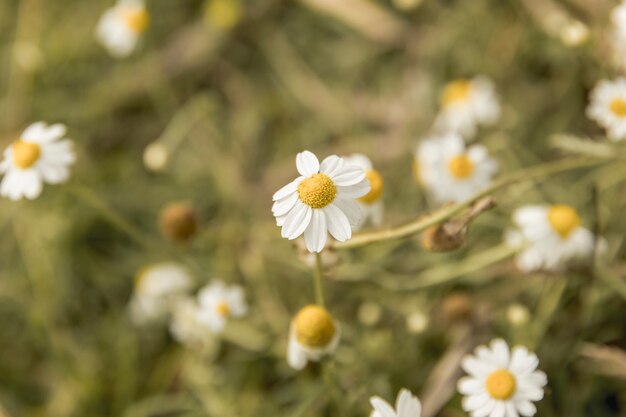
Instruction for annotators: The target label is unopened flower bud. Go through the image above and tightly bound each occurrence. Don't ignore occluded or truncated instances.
[441,292,473,323]
[159,202,198,243]
[506,303,530,326]
[406,311,429,334]
[143,142,169,172]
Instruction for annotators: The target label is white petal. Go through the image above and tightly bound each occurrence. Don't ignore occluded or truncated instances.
[514,400,536,417]
[337,179,370,198]
[369,397,397,417]
[471,399,496,417]
[462,356,491,378]
[319,155,344,177]
[281,201,312,240]
[505,402,519,417]
[396,389,421,417]
[331,165,366,186]
[273,177,302,201]
[458,377,485,395]
[463,393,491,412]
[272,192,299,217]
[490,339,510,368]
[333,197,363,227]
[323,204,352,242]
[509,347,539,375]
[296,151,320,177]
[28,123,66,143]
[21,170,43,200]
[287,337,308,370]
[20,122,47,141]
[490,402,506,417]
[304,209,328,253]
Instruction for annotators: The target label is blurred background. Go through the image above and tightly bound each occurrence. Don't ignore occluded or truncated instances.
[0,0,625,416]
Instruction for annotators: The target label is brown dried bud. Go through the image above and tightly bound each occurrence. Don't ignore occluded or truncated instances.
[440,292,473,323]
[420,197,496,252]
[159,202,198,243]
[420,224,465,252]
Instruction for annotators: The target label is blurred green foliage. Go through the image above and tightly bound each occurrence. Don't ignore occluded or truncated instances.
[0,0,625,416]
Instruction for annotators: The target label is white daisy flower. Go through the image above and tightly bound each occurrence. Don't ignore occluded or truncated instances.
[612,1,626,39]
[0,122,75,201]
[458,339,547,417]
[586,78,626,141]
[129,262,193,325]
[272,150,370,253]
[169,297,212,346]
[505,204,594,272]
[343,154,384,228]
[96,0,149,58]
[434,77,501,139]
[196,280,247,333]
[414,133,498,204]
[287,305,340,370]
[370,388,422,417]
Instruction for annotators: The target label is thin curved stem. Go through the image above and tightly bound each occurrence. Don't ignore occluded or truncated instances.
[313,252,325,306]
[333,156,610,250]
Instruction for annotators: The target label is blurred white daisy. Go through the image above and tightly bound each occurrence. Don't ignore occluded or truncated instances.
[370,388,422,417]
[272,150,370,253]
[169,297,212,346]
[0,122,75,201]
[458,339,547,417]
[414,133,498,203]
[96,0,149,58]
[505,204,594,272]
[343,154,384,228]
[129,262,193,325]
[586,78,626,141]
[196,280,247,333]
[434,77,500,139]
[287,305,340,370]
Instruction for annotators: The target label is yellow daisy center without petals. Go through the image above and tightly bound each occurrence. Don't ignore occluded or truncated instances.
[216,301,230,317]
[442,80,471,107]
[610,98,626,117]
[547,204,580,238]
[122,7,149,33]
[12,140,41,169]
[485,369,517,400]
[294,305,335,348]
[297,173,337,209]
[448,154,475,179]
[358,169,383,204]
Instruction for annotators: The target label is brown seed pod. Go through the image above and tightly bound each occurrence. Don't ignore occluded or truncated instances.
[159,202,198,243]
[440,292,473,323]
[420,196,496,252]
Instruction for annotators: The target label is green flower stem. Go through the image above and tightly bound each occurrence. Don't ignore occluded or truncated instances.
[313,252,325,306]
[333,156,610,250]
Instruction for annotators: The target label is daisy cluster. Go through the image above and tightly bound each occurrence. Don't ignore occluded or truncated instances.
[128,262,247,348]
[366,339,547,417]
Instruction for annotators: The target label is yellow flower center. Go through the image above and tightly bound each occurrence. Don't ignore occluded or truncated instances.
[216,302,230,317]
[122,7,149,33]
[442,80,471,107]
[358,169,383,204]
[12,140,41,169]
[447,154,474,179]
[293,305,335,348]
[485,369,517,400]
[610,98,626,117]
[297,173,337,209]
[547,204,580,238]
